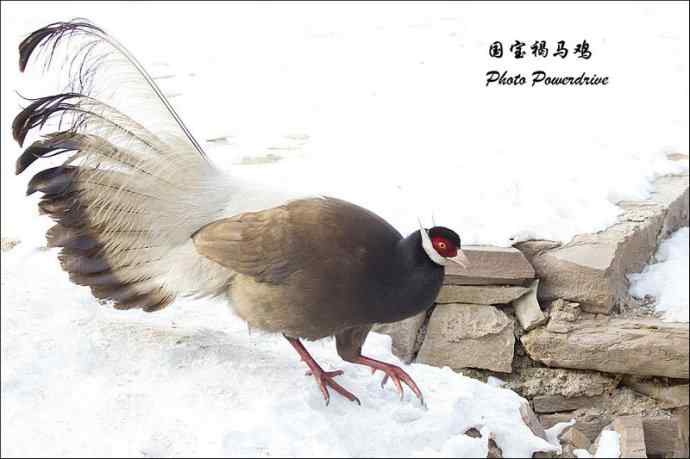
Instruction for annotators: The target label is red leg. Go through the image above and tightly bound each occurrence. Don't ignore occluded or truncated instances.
[284,335,361,406]
[353,355,425,406]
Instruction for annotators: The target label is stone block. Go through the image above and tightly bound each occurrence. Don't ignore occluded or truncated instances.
[515,174,689,314]
[522,316,689,379]
[445,246,535,286]
[372,311,426,363]
[436,285,529,305]
[417,303,515,373]
[513,280,547,331]
[533,395,602,414]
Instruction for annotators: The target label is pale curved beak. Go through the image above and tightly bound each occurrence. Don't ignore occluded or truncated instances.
[448,249,470,269]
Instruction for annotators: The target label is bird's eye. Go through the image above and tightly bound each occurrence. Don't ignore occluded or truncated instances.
[438,241,447,250]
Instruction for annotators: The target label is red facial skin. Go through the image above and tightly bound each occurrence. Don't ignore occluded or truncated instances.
[431,236,458,258]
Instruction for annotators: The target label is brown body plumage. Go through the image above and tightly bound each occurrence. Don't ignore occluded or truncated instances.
[13,20,467,405]
[194,197,445,340]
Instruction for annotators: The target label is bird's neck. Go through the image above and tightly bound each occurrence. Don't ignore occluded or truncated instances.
[395,231,440,272]
[374,231,445,324]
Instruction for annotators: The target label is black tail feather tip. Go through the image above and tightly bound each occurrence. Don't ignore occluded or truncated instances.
[26,165,78,196]
[18,19,104,73]
[16,131,83,175]
[12,93,82,148]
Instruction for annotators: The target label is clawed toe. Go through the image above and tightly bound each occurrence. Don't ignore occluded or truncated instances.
[314,371,361,406]
[305,369,344,378]
[306,367,361,405]
[286,335,361,406]
[286,336,424,407]
[355,356,425,406]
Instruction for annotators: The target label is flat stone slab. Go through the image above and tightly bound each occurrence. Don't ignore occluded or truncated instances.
[416,303,515,373]
[623,376,689,409]
[642,416,687,458]
[606,416,647,458]
[372,311,426,364]
[650,173,690,239]
[520,402,548,442]
[540,412,609,443]
[515,173,689,314]
[533,395,602,414]
[560,427,591,451]
[674,406,689,459]
[435,285,529,305]
[505,367,618,399]
[444,246,535,286]
[512,279,547,331]
[521,316,689,379]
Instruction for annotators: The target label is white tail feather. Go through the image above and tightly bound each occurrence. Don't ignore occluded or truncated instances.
[14,20,237,310]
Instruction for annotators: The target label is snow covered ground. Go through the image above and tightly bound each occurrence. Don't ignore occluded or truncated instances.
[629,227,690,323]
[2,243,570,457]
[2,1,689,457]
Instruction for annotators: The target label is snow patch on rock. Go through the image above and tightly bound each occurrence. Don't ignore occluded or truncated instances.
[629,227,689,323]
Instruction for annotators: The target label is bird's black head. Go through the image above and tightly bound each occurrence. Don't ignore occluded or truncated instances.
[419,225,469,268]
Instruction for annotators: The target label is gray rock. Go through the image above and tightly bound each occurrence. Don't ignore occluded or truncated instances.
[540,386,673,443]
[533,395,603,414]
[545,299,582,333]
[604,416,647,458]
[372,311,426,363]
[560,444,579,458]
[514,240,562,259]
[513,280,547,331]
[642,416,687,458]
[540,412,610,443]
[464,428,482,438]
[531,452,557,458]
[488,439,503,459]
[416,303,515,373]
[674,406,689,459]
[560,427,591,450]
[521,316,689,379]
[649,173,690,240]
[515,173,689,314]
[505,367,619,399]
[444,246,535,286]
[436,285,529,305]
[623,376,689,409]
[559,426,591,458]
[464,428,503,458]
[520,402,548,441]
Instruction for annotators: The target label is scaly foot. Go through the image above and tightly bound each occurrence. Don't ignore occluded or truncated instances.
[285,335,361,406]
[306,365,360,406]
[354,355,425,406]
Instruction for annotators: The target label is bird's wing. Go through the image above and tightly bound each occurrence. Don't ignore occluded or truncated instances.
[193,203,296,284]
[193,197,402,285]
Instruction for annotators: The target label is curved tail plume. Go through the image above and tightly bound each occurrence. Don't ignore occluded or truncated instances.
[13,19,235,311]
[18,19,207,159]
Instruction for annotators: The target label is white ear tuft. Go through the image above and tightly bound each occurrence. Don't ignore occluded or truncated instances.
[418,218,446,266]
